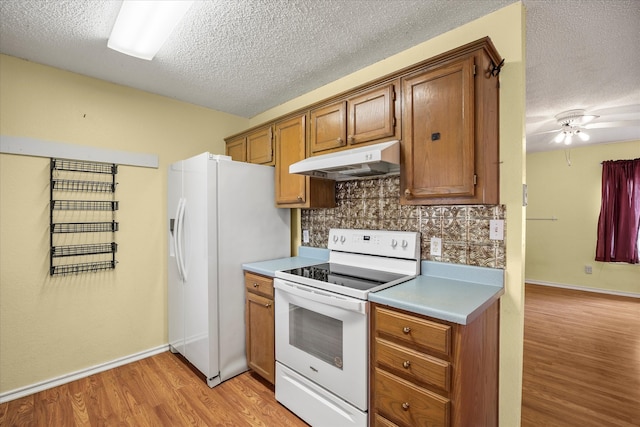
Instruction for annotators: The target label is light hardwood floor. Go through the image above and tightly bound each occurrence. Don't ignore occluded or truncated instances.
[3,284,638,426]
[521,283,640,427]
[0,351,308,426]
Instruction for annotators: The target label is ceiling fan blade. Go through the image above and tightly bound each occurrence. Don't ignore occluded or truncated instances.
[585,120,640,129]
[531,129,561,136]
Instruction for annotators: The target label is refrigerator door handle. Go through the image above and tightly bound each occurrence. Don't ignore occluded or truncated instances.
[174,197,188,282]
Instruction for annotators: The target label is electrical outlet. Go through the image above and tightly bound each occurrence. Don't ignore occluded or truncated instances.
[302,229,310,243]
[584,265,593,274]
[489,220,504,240]
[430,237,442,256]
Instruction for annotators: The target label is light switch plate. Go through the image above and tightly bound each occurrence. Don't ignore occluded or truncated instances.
[489,220,504,240]
[430,237,442,256]
[302,229,310,243]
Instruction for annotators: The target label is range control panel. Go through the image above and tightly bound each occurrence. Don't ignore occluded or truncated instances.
[328,228,420,259]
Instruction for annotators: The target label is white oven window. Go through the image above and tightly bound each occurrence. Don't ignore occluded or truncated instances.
[289,303,344,369]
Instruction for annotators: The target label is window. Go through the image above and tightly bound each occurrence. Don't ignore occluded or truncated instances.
[595,158,640,264]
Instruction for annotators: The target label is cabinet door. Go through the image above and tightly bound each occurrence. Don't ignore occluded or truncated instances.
[275,115,307,205]
[247,126,274,165]
[348,83,397,146]
[401,57,475,203]
[310,101,347,154]
[225,136,246,162]
[245,292,275,384]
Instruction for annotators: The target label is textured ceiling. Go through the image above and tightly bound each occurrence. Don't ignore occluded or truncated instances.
[1,0,639,152]
[524,0,640,152]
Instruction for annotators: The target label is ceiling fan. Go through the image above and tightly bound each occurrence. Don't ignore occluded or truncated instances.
[551,109,598,145]
[532,108,640,146]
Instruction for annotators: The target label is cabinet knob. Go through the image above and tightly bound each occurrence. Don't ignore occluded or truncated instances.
[336,137,345,145]
[402,402,410,411]
[253,283,258,287]
[265,303,272,308]
[297,195,303,201]
[347,135,354,143]
[404,188,413,199]
[402,326,411,334]
[402,360,411,369]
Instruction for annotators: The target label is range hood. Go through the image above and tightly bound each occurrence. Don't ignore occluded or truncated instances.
[289,140,400,181]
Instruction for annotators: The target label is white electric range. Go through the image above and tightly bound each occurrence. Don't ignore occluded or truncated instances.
[274,228,421,427]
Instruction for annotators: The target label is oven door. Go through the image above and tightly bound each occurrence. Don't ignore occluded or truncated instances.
[274,278,368,411]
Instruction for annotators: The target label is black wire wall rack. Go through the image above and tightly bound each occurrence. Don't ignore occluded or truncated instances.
[52,158,117,174]
[52,179,116,193]
[50,158,119,276]
[51,221,119,234]
[51,200,119,211]
[51,243,118,258]
[51,261,117,276]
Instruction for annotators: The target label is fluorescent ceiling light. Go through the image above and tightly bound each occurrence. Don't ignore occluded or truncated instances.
[108,1,194,60]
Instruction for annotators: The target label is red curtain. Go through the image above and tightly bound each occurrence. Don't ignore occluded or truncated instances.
[595,158,640,264]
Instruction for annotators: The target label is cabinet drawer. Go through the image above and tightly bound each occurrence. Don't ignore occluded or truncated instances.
[244,272,274,298]
[373,413,401,427]
[375,368,449,427]
[375,338,450,392]
[375,307,451,356]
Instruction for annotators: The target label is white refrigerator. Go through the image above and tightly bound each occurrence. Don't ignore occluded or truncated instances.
[168,152,290,387]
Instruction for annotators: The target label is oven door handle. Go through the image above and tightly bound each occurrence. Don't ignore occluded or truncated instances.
[274,281,366,314]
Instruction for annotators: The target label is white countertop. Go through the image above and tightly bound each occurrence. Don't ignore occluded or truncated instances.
[242,246,328,277]
[368,261,504,325]
[244,251,504,325]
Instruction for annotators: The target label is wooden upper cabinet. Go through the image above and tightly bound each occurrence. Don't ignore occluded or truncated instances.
[225,135,246,162]
[310,82,399,155]
[309,101,347,154]
[224,38,499,206]
[247,126,274,165]
[348,83,397,146]
[401,57,475,201]
[275,115,307,205]
[401,41,500,205]
[275,114,335,208]
[224,125,274,165]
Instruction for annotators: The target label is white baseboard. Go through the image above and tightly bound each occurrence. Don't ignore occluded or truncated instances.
[0,344,170,404]
[525,279,640,299]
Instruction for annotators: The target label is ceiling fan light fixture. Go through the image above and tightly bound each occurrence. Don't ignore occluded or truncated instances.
[554,131,566,143]
[108,0,194,60]
[577,130,590,142]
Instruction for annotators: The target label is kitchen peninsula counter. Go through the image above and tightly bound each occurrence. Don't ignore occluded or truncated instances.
[242,246,329,278]
[369,260,504,325]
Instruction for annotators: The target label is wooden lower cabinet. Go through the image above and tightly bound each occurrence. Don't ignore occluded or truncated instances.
[244,272,275,384]
[370,302,499,427]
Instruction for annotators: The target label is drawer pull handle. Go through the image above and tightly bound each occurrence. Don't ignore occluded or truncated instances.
[402,360,411,369]
[402,402,410,411]
[402,326,411,334]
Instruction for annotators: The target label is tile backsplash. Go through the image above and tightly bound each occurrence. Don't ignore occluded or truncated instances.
[300,175,506,269]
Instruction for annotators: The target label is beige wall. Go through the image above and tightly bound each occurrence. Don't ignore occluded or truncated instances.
[526,140,640,295]
[253,3,527,425]
[1,2,526,424]
[0,54,248,394]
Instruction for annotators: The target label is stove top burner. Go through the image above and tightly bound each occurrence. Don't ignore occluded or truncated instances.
[281,263,408,292]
